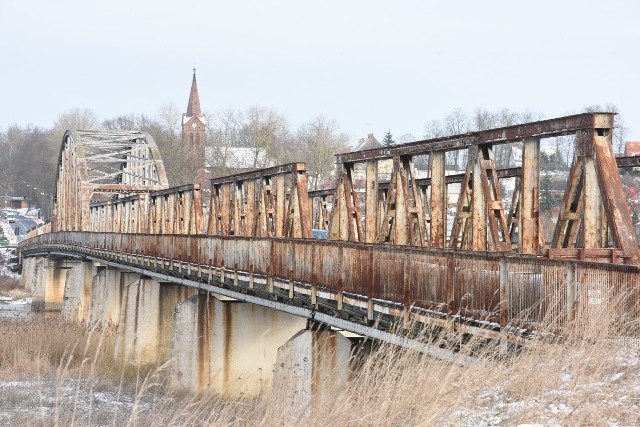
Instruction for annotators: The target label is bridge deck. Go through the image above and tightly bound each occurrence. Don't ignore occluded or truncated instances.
[20,232,640,347]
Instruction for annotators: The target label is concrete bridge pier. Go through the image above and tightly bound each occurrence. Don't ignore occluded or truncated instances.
[269,327,354,420]
[62,261,96,323]
[114,277,197,365]
[19,256,39,293]
[31,258,73,312]
[170,292,307,397]
[88,268,130,328]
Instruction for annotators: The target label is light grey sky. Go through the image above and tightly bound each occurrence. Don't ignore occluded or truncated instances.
[1,0,639,144]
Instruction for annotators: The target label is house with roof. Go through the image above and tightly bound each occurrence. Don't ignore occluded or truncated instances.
[625,141,640,157]
[352,133,394,181]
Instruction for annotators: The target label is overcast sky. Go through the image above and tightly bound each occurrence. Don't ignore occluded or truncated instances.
[1,0,639,144]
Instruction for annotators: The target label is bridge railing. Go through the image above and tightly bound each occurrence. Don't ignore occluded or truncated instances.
[89,184,203,234]
[207,162,312,239]
[20,231,640,329]
[329,113,640,265]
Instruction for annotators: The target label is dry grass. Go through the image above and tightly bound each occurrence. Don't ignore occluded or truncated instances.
[0,292,639,425]
[0,274,21,295]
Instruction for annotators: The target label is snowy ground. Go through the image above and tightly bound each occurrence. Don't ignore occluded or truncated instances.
[0,378,174,426]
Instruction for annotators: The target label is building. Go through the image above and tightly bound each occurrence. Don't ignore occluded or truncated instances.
[3,196,29,209]
[182,69,207,150]
[182,69,209,187]
[353,133,393,181]
[625,141,640,157]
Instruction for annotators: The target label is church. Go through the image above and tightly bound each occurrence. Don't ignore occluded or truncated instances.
[181,69,209,187]
[181,69,270,186]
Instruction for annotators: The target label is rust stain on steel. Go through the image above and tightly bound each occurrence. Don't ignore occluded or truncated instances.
[430,151,446,247]
[19,231,640,335]
[208,163,311,239]
[30,112,640,271]
[336,113,604,164]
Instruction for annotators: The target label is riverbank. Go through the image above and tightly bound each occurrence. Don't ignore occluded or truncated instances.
[1,252,639,424]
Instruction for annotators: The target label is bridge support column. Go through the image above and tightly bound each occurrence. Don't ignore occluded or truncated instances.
[115,277,196,365]
[62,261,96,323]
[170,292,307,396]
[270,328,353,420]
[88,268,129,328]
[32,259,72,312]
[19,256,39,293]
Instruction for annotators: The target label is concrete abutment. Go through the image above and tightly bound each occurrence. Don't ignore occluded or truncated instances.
[170,292,308,397]
[21,255,368,403]
[114,277,197,365]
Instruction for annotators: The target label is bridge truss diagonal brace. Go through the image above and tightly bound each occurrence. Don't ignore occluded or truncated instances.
[593,126,639,261]
[378,155,426,246]
[328,163,363,241]
[518,137,541,255]
[207,163,312,239]
[551,118,639,263]
[451,146,511,251]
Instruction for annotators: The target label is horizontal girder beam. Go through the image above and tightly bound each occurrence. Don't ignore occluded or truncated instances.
[210,162,307,186]
[336,112,614,163]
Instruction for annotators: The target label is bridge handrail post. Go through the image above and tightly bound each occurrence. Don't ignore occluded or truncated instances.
[446,252,456,317]
[499,257,509,327]
[565,261,576,322]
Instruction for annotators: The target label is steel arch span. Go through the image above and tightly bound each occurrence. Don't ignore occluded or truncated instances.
[54,130,169,231]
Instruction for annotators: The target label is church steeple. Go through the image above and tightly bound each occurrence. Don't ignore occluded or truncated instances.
[186,68,202,118]
[182,68,207,150]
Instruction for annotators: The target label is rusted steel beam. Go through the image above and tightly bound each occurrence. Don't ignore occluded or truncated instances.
[583,155,602,248]
[471,149,487,251]
[209,162,306,186]
[329,163,362,241]
[365,160,378,243]
[552,156,586,249]
[593,126,640,262]
[519,137,540,254]
[21,231,640,346]
[615,155,640,168]
[477,144,511,251]
[548,248,631,263]
[336,113,608,163]
[54,130,168,232]
[378,167,523,190]
[430,152,446,247]
[208,163,311,239]
[308,188,335,198]
[508,178,520,248]
[450,154,474,250]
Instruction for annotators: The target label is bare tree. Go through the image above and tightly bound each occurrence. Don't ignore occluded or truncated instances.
[473,108,498,131]
[52,107,98,143]
[102,113,140,130]
[205,108,243,175]
[152,103,201,186]
[423,120,445,139]
[396,133,416,144]
[444,108,469,136]
[0,125,57,214]
[239,106,289,168]
[295,116,349,190]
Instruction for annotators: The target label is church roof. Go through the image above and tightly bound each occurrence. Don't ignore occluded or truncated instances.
[354,133,383,152]
[186,69,203,119]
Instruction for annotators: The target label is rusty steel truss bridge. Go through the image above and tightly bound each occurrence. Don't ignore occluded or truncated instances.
[19,113,640,354]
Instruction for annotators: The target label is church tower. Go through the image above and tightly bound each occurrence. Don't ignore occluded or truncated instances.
[182,68,207,149]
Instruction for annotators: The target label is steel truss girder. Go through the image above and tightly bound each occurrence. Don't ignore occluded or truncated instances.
[54,130,169,232]
[208,162,312,239]
[327,112,640,264]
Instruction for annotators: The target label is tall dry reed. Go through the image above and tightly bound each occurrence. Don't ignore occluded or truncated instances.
[0,285,638,425]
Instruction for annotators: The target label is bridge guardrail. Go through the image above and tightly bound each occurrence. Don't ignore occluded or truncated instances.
[18,232,640,331]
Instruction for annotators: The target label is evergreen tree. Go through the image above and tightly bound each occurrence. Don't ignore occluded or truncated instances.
[383,130,394,147]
